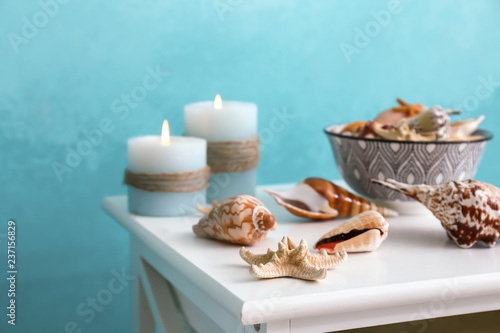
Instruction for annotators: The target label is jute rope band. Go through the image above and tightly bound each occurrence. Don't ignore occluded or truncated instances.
[207,137,260,173]
[124,166,210,193]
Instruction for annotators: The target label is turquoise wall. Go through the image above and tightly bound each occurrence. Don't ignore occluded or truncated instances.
[1,0,500,331]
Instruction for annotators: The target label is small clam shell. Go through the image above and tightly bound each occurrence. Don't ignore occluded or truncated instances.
[372,178,500,248]
[192,195,277,245]
[374,108,408,125]
[314,211,389,253]
[372,122,434,142]
[265,178,398,220]
[374,99,425,125]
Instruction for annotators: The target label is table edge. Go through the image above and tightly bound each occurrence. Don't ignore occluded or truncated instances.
[102,196,246,321]
[240,272,500,325]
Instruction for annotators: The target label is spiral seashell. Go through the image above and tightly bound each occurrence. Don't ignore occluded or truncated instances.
[314,211,389,253]
[450,115,485,138]
[372,178,500,248]
[192,195,277,245]
[408,106,459,140]
[265,178,398,220]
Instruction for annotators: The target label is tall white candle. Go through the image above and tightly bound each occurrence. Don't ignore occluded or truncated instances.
[127,123,207,216]
[184,96,258,202]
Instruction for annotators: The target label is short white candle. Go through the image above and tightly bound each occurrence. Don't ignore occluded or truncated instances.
[184,95,258,202]
[127,122,207,216]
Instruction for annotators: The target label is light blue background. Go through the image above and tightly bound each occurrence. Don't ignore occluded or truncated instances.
[1,0,500,332]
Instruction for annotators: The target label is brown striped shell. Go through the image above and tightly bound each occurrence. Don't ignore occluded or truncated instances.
[314,211,389,253]
[265,178,398,220]
[373,179,500,248]
[192,195,277,245]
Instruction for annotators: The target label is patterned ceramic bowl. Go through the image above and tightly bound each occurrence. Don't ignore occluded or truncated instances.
[325,124,493,214]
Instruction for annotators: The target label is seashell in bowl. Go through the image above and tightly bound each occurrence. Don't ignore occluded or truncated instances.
[374,98,424,125]
[325,124,493,214]
[407,106,460,140]
[265,177,397,220]
[314,211,389,253]
[450,116,485,138]
[372,178,500,248]
[192,195,277,245]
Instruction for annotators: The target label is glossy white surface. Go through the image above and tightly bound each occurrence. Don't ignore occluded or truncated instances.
[103,183,500,329]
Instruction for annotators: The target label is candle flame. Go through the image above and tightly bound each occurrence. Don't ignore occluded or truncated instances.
[214,94,223,110]
[161,120,170,146]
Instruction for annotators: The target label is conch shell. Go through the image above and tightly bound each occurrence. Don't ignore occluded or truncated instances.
[240,237,347,280]
[265,178,398,220]
[372,179,500,248]
[314,211,389,253]
[192,195,277,245]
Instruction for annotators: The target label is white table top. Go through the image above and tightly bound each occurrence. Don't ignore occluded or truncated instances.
[102,183,500,328]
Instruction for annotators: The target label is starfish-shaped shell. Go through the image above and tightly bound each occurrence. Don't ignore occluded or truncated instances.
[240,237,347,281]
[392,98,424,117]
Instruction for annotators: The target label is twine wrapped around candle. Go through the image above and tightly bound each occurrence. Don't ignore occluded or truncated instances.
[124,166,210,193]
[207,137,260,173]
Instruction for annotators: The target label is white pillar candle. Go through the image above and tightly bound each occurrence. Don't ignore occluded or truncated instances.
[184,95,258,202]
[127,122,207,216]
